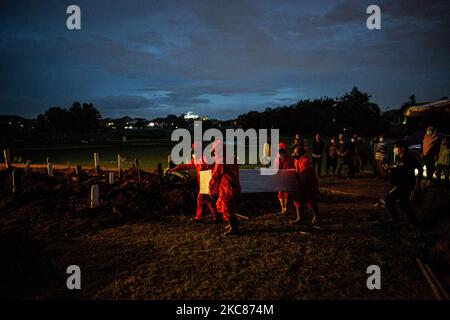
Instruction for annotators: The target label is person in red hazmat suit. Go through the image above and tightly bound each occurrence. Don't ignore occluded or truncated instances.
[290,146,320,225]
[168,142,220,223]
[274,141,294,215]
[208,140,241,235]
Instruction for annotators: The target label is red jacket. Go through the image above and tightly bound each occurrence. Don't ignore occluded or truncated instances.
[209,141,241,200]
[294,155,319,199]
[274,142,294,170]
[209,160,241,199]
[173,155,212,183]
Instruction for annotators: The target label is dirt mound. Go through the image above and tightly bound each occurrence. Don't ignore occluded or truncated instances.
[0,168,199,236]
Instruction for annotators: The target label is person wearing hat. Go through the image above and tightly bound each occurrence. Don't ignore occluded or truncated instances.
[209,140,241,235]
[274,141,294,215]
[374,134,388,180]
[290,146,319,225]
[312,133,325,177]
[326,137,338,175]
[385,140,420,227]
[436,136,450,183]
[169,142,219,223]
[422,126,440,180]
[336,133,351,178]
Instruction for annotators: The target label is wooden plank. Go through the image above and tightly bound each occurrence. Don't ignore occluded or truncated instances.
[199,169,299,194]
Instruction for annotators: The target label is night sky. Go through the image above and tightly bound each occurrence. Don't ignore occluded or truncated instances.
[1,0,449,120]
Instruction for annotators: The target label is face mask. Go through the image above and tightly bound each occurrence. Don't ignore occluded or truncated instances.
[393,148,399,156]
[426,130,433,136]
[379,138,384,143]
[331,140,335,144]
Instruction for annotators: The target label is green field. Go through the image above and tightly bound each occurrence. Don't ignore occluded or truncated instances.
[11,142,274,171]
[12,144,174,171]
[8,135,339,171]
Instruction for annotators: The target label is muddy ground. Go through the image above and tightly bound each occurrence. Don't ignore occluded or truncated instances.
[0,168,449,299]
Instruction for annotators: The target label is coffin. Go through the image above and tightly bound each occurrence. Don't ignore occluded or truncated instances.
[199,169,299,194]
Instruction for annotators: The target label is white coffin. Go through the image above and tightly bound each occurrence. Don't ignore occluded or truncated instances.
[199,169,299,194]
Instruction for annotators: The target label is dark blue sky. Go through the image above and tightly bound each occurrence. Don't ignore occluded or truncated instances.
[1,0,449,120]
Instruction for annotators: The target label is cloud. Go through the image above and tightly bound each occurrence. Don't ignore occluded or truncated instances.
[0,0,449,119]
[95,94,154,109]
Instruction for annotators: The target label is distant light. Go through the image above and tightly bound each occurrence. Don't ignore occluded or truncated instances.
[184,111,200,120]
[402,117,408,125]
[148,122,155,127]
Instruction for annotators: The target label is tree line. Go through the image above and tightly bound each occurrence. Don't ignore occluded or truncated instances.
[36,102,100,138]
[9,87,425,141]
[236,87,385,136]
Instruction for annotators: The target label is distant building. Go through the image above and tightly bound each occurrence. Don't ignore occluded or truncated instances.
[184,111,200,120]
[0,115,35,130]
[100,117,153,130]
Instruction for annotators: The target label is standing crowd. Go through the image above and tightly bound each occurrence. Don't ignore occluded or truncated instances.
[166,125,449,235]
[276,126,449,229]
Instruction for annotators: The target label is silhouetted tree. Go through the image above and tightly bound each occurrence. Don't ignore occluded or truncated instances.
[236,87,382,136]
[37,102,101,139]
[334,87,381,135]
[44,107,70,138]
